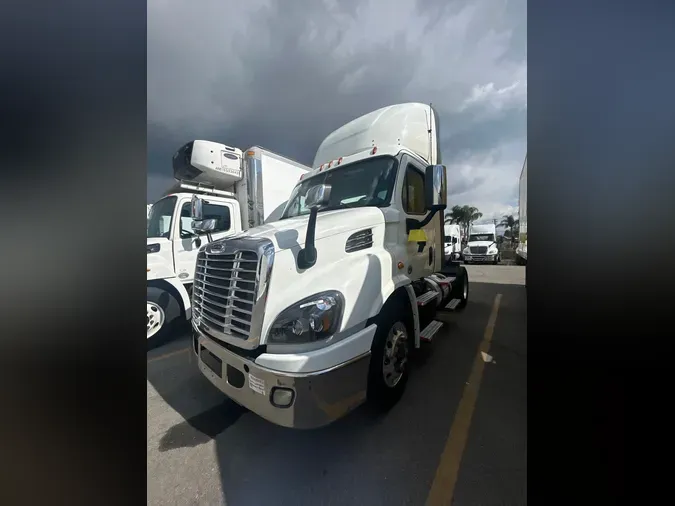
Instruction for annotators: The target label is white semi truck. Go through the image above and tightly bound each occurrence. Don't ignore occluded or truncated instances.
[444,223,462,261]
[516,155,527,266]
[146,142,310,344]
[463,222,500,264]
[189,103,471,429]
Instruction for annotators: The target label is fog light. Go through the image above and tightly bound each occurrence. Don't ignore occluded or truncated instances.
[270,387,295,408]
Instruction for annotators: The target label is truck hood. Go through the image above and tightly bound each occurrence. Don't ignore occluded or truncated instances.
[230,207,385,252]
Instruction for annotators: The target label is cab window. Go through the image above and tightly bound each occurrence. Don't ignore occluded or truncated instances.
[402,164,426,215]
[179,202,231,236]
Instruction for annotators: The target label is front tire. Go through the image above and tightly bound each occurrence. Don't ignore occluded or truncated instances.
[367,297,411,410]
[454,266,469,310]
[147,286,181,347]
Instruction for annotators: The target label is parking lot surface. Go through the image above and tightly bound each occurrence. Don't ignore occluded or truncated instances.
[148,266,527,505]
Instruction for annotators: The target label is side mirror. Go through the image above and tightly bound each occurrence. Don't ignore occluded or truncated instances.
[191,194,204,220]
[305,184,332,209]
[424,164,447,210]
[192,218,217,233]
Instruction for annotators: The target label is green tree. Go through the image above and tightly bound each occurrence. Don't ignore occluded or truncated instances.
[444,205,483,237]
[499,214,519,243]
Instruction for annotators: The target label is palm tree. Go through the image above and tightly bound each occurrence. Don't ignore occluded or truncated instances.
[499,215,519,244]
[444,205,465,225]
[466,206,483,236]
[444,205,483,238]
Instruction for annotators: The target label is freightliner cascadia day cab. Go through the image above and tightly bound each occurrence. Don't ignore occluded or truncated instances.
[444,223,462,261]
[188,103,471,429]
[146,142,310,344]
[516,155,527,267]
[463,222,500,264]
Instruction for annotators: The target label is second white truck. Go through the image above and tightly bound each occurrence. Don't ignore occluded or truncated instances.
[146,143,310,344]
[444,223,462,261]
[189,103,471,429]
[462,222,500,264]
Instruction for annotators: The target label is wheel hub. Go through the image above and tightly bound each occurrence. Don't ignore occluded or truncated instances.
[383,322,408,388]
[147,302,165,339]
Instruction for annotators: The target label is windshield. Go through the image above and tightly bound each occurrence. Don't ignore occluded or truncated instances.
[147,196,176,238]
[469,233,494,242]
[281,156,398,219]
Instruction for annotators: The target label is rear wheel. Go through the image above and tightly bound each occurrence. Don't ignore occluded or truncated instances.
[367,297,411,410]
[147,286,181,347]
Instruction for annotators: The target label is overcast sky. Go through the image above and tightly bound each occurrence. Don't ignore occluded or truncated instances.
[148,0,526,223]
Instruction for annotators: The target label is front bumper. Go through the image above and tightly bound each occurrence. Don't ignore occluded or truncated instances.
[193,328,371,429]
[464,254,498,263]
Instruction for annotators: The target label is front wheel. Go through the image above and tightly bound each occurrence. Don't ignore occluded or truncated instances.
[147,286,181,346]
[454,266,469,310]
[367,299,411,410]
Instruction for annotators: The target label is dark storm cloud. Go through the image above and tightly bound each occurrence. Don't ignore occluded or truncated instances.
[147,0,526,206]
[441,106,526,163]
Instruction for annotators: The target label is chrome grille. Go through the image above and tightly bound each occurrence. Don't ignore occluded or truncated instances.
[193,250,259,339]
[470,246,488,254]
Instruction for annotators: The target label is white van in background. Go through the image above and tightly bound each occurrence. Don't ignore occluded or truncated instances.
[463,223,500,264]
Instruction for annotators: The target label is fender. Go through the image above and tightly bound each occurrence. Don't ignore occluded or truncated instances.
[148,277,192,320]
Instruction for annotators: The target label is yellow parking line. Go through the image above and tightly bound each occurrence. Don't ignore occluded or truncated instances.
[147,347,190,363]
[426,293,503,506]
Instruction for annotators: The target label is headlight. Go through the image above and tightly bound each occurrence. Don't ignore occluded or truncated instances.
[463,248,470,254]
[489,247,498,253]
[268,291,344,344]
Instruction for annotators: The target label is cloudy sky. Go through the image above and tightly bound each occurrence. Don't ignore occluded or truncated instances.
[148,0,526,223]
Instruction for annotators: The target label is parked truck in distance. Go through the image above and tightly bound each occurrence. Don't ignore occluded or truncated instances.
[189,102,471,429]
[146,141,310,344]
[463,222,500,264]
[444,223,462,261]
[516,155,527,266]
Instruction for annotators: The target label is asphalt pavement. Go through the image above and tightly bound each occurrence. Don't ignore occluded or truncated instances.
[147,265,527,505]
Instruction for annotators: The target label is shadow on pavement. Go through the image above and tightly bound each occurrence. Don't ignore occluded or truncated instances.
[147,281,527,506]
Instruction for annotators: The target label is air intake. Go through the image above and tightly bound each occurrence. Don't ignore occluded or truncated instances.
[345,229,373,253]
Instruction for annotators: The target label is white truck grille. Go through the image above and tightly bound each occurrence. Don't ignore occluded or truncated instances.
[193,250,259,339]
[470,246,488,254]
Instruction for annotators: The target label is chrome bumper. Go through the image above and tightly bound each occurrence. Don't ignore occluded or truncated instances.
[194,328,371,429]
[464,254,496,262]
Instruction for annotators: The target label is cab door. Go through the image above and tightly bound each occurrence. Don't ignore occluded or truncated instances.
[400,155,436,280]
[172,198,238,283]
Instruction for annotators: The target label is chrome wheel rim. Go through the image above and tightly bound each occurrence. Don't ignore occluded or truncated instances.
[382,322,408,388]
[147,302,165,339]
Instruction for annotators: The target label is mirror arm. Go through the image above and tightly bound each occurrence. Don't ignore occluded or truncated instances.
[406,206,444,233]
[297,207,319,269]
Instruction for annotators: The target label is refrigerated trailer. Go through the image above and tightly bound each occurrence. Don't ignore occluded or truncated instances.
[146,143,310,343]
[516,155,527,266]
